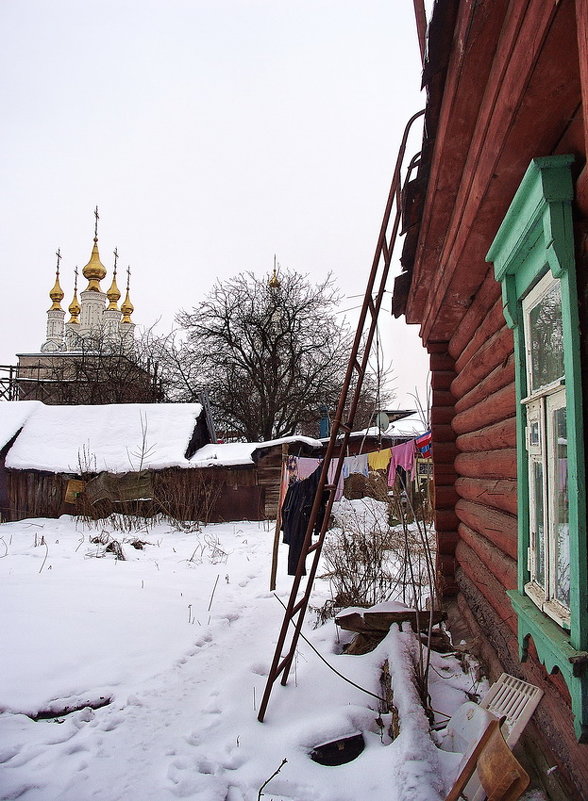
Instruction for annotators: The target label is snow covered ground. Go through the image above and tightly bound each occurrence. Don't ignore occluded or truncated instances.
[0,507,485,801]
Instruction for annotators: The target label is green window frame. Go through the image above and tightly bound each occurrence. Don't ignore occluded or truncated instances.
[487,155,588,741]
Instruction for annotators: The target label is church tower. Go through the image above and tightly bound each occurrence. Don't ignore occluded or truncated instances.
[41,249,66,352]
[79,206,107,337]
[103,248,122,343]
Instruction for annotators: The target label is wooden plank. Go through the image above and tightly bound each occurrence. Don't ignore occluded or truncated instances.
[455,498,517,560]
[418,0,569,340]
[455,476,517,516]
[336,609,446,633]
[407,0,510,325]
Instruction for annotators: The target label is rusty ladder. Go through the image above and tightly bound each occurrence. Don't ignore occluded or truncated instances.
[257,108,425,722]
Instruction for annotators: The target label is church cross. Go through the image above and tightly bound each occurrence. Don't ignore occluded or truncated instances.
[94,206,99,239]
[55,247,62,276]
[113,247,119,277]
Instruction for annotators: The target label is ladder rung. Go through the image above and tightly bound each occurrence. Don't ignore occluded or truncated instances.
[292,596,306,616]
[307,541,321,553]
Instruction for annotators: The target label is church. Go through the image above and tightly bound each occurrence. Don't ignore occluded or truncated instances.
[15,210,161,405]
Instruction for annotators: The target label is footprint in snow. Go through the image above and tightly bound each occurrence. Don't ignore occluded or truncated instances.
[249,662,268,676]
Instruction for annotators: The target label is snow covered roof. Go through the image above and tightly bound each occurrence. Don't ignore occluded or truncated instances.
[0,401,44,451]
[386,415,428,437]
[190,435,322,467]
[4,402,204,473]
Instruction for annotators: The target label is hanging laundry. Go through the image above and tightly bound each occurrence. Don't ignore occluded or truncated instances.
[367,448,392,471]
[344,453,369,477]
[297,457,344,500]
[286,454,299,484]
[387,440,417,486]
[415,431,432,458]
[281,465,327,576]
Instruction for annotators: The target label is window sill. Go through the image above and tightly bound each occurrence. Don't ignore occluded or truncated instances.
[508,590,588,741]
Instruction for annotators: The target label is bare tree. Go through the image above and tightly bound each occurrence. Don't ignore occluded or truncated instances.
[176,269,389,441]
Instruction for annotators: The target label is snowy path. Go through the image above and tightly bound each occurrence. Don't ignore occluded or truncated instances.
[0,513,472,801]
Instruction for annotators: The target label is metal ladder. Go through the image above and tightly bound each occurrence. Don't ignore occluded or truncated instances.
[257,108,425,722]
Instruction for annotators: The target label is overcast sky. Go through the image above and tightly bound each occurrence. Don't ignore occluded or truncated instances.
[1,0,430,411]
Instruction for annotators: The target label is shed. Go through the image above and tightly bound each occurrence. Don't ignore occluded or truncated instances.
[0,401,321,523]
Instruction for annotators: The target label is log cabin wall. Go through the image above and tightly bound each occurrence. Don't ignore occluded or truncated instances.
[389,0,588,795]
[428,342,458,596]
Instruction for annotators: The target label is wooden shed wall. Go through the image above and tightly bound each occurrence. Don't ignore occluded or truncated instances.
[4,465,266,525]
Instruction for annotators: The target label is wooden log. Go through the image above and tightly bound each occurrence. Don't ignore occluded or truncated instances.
[435,509,460,531]
[452,384,516,436]
[451,325,514,399]
[455,476,517,515]
[431,389,456,409]
[458,521,517,590]
[455,498,517,560]
[432,423,456,444]
[454,448,517,480]
[454,295,507,374]
[455,353,515,415]
[430,351,456,372]
[434,484,459,508]
[455,541,518,636]
[448,267,503,360]
[432,441,459,463]
[455,417,516,452]
[431,406,456,426]
[432,463,458,481]
[437,530,459,554]
[431,370,454,391]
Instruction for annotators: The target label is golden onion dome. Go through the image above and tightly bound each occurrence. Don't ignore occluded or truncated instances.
[106,273,121,310]
[49,273,64,310]
[68,290,81,324]
[268,267,281,290]
[82,237,107,290]
[121,288,134,323]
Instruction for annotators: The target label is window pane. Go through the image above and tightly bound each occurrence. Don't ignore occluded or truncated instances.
[529,281,564,391]
[532,461,545,588]
[552,405,569,609]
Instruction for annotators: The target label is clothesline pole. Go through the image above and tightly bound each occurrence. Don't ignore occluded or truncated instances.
[269,444,289,591]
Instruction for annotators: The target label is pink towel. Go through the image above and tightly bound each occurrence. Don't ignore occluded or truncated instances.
[296,457,344,500]
[387,441,416,486]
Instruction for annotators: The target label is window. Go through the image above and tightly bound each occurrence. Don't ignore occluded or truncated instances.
[522,272,569,626]
[487,155,588,742]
